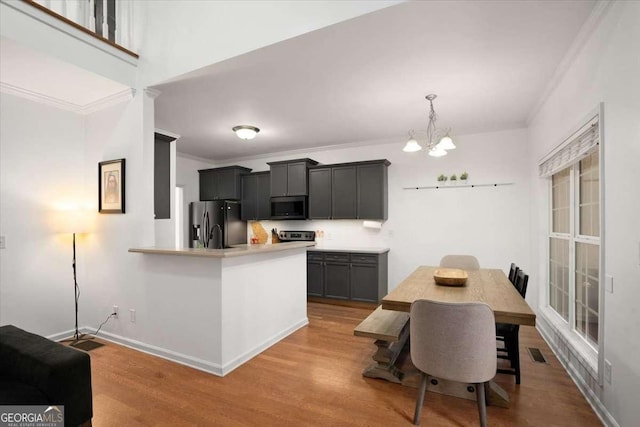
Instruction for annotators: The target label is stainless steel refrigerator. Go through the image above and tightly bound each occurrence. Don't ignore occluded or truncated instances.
[189,201,247,249]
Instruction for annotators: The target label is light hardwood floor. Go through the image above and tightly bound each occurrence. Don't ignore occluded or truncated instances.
[87,303,601,426]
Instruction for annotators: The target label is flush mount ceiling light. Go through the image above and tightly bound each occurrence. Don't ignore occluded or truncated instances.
[402,94,456,157]
[232,125,260,140]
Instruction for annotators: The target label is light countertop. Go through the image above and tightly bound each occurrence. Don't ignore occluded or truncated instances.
[307,246,389,254]
[129,241,316,258]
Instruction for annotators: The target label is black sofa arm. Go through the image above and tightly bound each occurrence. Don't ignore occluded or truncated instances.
[0,325,92,427]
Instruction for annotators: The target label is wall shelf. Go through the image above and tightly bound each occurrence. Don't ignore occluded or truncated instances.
[403,182,514,190]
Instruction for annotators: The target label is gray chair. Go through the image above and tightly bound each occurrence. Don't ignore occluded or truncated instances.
[410,300,496,426]
[439,254,480,270]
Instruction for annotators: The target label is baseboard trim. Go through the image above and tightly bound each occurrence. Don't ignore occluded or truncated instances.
[51,318,309,377]
[537,318,620,427]
[220,317,309,376]
[76,327,225,376]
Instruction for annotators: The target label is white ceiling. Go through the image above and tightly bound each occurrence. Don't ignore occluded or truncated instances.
[153,1,596,161]
[0,37,128,109]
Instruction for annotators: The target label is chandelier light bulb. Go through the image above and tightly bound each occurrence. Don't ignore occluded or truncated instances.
[232,125,260,140]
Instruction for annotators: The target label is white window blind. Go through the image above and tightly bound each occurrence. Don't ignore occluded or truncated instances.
[539,116,599,177]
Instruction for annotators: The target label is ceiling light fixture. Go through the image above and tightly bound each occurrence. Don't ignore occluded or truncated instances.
[402,94,456,157]
[232,125,260,140]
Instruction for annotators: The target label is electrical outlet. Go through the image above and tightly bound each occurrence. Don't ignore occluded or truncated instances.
[129,309,136,323]
[0,235,5,249]
[605,360,612,384]
[113,305,119,318]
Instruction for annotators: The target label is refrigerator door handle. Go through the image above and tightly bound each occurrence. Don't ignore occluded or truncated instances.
[203,211,210,248]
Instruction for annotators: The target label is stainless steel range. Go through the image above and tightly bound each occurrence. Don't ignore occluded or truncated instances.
[278,230,316,242]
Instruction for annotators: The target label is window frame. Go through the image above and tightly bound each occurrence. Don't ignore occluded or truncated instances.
[541,104,605,385]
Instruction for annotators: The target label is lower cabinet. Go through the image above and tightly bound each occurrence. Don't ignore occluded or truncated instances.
[307,250,388,303]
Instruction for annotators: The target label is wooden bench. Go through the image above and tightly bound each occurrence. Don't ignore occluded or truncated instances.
[354,306,410,383]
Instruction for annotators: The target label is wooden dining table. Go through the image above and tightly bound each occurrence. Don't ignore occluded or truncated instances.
[379,266,536,408]
[382,266,536,325]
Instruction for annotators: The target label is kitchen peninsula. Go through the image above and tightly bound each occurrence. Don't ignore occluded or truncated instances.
[128,241,314,376]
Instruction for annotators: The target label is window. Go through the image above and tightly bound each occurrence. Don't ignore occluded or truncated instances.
[546,122,601,349]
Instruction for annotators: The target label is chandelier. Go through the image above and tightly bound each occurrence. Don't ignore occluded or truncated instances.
[402,94,455,157]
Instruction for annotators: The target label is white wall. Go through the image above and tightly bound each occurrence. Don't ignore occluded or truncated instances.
[138,0,402,86]
[79,91,158,342]
[181,127,530,291]
[0,93,87,335]
[527,2,640,426]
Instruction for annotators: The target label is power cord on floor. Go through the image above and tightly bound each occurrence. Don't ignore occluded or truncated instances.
[93,312,117,337]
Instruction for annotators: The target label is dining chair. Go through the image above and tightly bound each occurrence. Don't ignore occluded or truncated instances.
[496,269,529,384]
[410,299,496,426]
[508,263,520,285]
[439,254,480,271]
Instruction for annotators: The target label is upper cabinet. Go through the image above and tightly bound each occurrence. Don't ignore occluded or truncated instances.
[356,162,389,220]
[199,166,252,201]
[268,159,318,197]
[241,172,271,220]
[308,160,389,220]
[308,168,332,219]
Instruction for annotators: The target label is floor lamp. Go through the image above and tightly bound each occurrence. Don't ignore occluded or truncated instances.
[58,208,103,351]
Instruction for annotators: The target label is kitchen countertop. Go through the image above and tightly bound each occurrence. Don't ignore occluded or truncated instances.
[129,241,316,258]
[307,246,390,254]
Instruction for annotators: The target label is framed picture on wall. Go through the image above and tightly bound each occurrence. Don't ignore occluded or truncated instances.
[99,158,126,213]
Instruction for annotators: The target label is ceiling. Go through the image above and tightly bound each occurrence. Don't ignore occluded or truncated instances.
[153,1,596,161]
[0,37,128,110]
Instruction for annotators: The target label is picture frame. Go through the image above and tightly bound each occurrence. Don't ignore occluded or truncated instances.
[98,158,126,213]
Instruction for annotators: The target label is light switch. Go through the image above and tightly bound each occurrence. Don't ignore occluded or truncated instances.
[605,275,613,293]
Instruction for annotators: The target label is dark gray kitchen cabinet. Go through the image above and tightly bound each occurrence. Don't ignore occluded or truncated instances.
[332,166,357,219]
[308,159,389,220]
[324,260,350,300]
[241,172,271,220]
[256,172,271,219]
[199,166,252,201]
[268,158,318,197]
[269,164,288,197]
[357,162,388,220]
[154,133,176,220]
[308,168,332,219]
[350,262,380,302]
[307,254,324,297]
[307,250,388,303]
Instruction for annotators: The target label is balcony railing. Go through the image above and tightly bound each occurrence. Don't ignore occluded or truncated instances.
[23,0,137,57]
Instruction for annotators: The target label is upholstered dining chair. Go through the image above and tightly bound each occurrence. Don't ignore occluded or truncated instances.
[497,269,529,384]
[439,254,480,271]
[410,299,496,426]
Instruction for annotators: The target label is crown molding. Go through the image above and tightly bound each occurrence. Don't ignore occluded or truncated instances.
[155,128,181,140]
[0,81,82,111]
[81,88,135,114]
[144,88,162,99]
[0,82,134,114]
[526,0,614,125]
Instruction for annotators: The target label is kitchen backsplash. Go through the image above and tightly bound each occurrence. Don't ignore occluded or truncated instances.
[251,219,391,248]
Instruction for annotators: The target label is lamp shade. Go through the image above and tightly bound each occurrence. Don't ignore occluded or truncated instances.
[437,133,456,150]
[402,138,422,153]
[232,125,260,140]
[53,205,91,234]
[428,146,448,157]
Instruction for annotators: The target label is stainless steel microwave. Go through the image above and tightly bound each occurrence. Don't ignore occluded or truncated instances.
[270,196,307,220]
